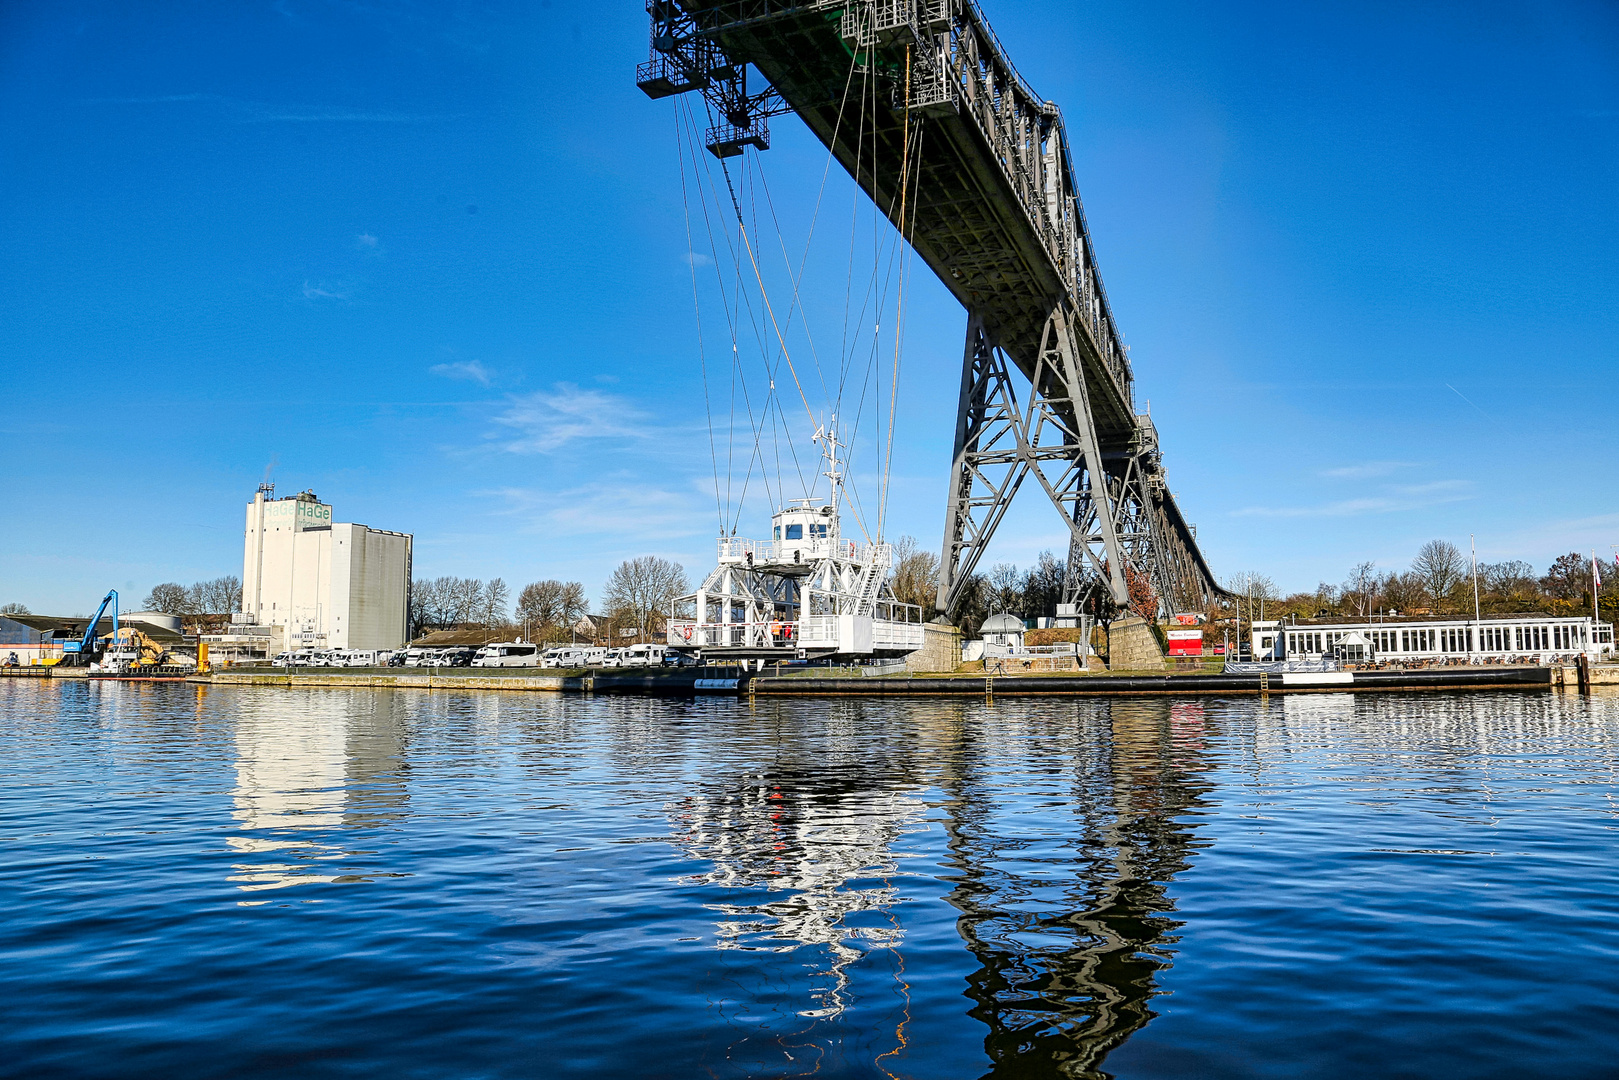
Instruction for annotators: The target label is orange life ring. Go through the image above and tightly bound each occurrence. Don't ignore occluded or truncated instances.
[681,625,693,642]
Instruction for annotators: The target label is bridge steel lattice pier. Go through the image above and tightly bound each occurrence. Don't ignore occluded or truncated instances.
[637,0,1227,617]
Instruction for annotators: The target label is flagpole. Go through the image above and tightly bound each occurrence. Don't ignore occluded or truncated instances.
[1470,534,1481,660]
[1594,550,1601,625]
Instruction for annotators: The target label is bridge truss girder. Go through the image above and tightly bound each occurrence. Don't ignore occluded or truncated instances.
[636,0,1230,618]
[938,305,1224,619]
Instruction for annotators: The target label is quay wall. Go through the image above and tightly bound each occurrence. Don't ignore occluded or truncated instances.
[905,622,963,673]
[203,671,580,692]
[12,662,1604,697]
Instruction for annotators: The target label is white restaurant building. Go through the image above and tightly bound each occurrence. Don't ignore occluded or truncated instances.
[1252,613,1613,665]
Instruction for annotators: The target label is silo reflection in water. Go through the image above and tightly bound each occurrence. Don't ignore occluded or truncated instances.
[228,690,410,897]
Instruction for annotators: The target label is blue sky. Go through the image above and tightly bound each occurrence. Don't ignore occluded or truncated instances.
[2,0,1616,615]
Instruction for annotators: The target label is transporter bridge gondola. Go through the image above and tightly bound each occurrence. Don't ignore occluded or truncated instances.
[668,426,925,662]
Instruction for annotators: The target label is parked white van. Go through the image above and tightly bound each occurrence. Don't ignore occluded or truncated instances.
[401,647,436,667]
[617,643,666,667]
[543,646,608,668]
[472,642,540,667]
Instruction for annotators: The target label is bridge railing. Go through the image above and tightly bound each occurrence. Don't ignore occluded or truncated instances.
[911,1,1136,401]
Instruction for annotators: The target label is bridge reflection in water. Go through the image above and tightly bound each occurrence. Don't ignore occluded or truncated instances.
[671,698,1213,1077]
[941,700,1213,1077]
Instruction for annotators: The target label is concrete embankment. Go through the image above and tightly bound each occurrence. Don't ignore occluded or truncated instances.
[197,666,748,695]
[751,666,1556,697]
[203,669,583,692]
[19,663,1605,697]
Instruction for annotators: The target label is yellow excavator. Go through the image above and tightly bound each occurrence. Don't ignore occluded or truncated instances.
[96,627,194,674]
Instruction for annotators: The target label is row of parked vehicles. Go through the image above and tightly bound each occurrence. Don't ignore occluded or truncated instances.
[268,642,687,669]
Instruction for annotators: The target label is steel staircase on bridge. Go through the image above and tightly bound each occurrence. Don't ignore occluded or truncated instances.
[638,0,1229,617]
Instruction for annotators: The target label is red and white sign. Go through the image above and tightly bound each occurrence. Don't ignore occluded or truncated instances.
[1166,629,1204,656]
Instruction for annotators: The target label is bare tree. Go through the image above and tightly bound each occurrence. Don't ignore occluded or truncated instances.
[1380,571,1425,614]
[1342,561,1379,617]
[603,557,689,642]
[985,562,1023,615]
[1411,540,1465,610]
[415,577,470,630]
[0,603,28,616]
[214,576,243,613]
[515,580,588,632]
[1541,553,1590,603]
[482,578,510,626]
[144,583,190,614]
[1225,572,1278,603]
[889,536,940,618]
[953,572,990,638]
[1481,560,1536,600]
[517,580,565,628]
[451,577,485,624]
[181,576,242,614]
[1019,551,1067,620]
[559,582,588,624]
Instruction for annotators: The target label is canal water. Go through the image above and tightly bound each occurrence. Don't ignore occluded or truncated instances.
[3,682,1618,1079]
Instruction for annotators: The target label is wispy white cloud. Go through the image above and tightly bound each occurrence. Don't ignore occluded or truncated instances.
[1232,480,1474,518]
[301,281,347,301]
[356,233,379,249]
[1320,461,1415,479]
[492,384,652,453]
[1233,498,1401,519]
[1390,479,1473,497]
[1490,512,1619,562]
[685,251,712,267]
[429,359,492,387]
[481,484,705,547]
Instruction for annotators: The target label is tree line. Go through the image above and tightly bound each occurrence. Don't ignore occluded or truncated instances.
[143,577,243,616]
[408,560,690,644]
[1229,541,1619,621]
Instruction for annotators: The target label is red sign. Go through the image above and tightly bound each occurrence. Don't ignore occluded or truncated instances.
[1166,629,1203,656]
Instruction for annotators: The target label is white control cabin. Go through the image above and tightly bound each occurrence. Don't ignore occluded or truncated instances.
[668,499,923,661]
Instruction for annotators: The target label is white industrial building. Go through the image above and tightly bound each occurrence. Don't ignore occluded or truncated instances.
[241,487,412,651]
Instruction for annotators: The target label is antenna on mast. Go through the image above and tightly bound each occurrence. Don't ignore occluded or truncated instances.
[812,414,843,508]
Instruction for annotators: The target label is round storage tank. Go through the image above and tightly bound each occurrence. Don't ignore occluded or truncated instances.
[123,611,182,632]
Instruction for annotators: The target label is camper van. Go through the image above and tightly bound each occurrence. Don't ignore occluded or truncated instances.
[542,646,607,668]
[617,643,666,668]
[471,642,540,667]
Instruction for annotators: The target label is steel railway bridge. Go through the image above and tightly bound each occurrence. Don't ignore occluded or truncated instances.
[638,0,1227,618]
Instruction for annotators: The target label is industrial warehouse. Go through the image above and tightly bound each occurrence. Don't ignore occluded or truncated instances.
[0,485,414,672]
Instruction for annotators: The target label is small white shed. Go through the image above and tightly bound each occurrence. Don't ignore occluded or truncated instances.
[981,613,1026,649]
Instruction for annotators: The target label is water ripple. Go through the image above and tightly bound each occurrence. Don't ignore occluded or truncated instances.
[2,681,1618,1078]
